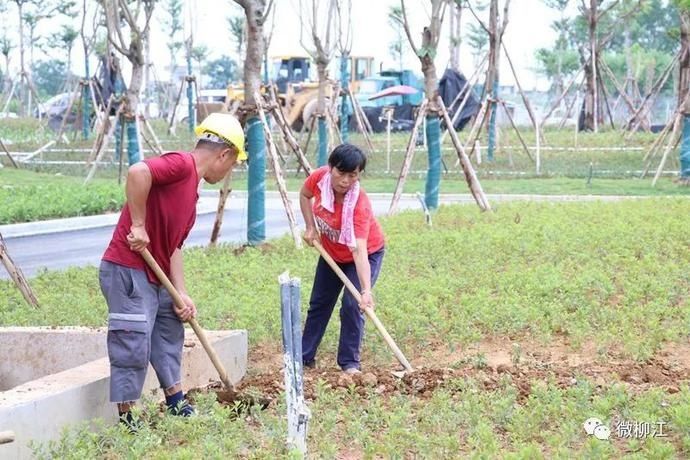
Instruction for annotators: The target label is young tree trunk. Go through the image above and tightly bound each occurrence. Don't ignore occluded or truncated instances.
[582,0,599,132]
[80,0,92,140]
[304,0,336,167]
[17,0,26,116]
[420,0,443,209]
[679,15,690,110]
[450,2,462,71]
[185,42,195,132]
[623,25,634,104]
[81,54,90,140]
[583,59,595,131]
[422,53,442,210]
[485,0,504,161]
[400,0,445,210]
[125,41,145,165]
[238,0,267,245]
[555,50,564,99]
[103,0,152,166]
[144,29,152,118]
[679,11,690,179]
[169,47,177,86]
[243,6,264,107]
[316,61,328,166]
[340,54,350,143]
[555,9,567,98]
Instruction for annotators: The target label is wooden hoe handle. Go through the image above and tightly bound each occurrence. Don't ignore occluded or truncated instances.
[311,240,413,371]
[141,249,235,392]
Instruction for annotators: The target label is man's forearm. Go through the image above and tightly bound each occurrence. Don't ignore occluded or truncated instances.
[126,163,152,226]
[169,249,187,294]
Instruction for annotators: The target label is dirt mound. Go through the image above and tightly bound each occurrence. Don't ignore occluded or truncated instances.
[234,366,455,401]
[193,337,690,407]
[224,358,688,406]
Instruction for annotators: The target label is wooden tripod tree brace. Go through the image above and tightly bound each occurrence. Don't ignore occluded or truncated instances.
[209,172,233,247]
[255,92,303,248]
[436,95,491,212]
[0,232,40,308]
[389,98,429,216]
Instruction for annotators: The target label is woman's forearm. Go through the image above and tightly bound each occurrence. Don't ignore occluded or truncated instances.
[352,239,371,294]
[300,187,315,230]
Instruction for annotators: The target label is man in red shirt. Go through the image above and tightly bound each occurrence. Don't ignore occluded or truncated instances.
[99,113,246,429]
[300,144,385,374]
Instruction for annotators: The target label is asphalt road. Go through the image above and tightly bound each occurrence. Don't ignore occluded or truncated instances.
[1,193,434,279]
[1,205,298,279]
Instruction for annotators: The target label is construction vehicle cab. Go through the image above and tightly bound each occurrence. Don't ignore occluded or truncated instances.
[356,69,423,108]
[273,56,312,95]
[340,56,374,92]
[271,55,373,94]
[269,55,375,131]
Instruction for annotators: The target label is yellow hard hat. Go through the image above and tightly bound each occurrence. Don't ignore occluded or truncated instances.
[195,113,247,161]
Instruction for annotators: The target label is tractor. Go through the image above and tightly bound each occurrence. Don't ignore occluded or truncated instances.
[272,55,374,131]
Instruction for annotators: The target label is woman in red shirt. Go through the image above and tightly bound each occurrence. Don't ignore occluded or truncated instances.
[300,144,385,374]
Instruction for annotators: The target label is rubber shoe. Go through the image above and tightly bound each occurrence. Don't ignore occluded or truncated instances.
[169,399,196,417]
[343,368,361,375]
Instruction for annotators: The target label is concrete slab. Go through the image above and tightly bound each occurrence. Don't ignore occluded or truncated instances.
[0,327,107,391]
[0,327,247,459]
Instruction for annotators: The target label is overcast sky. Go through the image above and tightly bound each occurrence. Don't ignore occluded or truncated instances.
[1,0,568,91]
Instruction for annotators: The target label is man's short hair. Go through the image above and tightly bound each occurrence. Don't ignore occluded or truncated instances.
[196,138,236,153]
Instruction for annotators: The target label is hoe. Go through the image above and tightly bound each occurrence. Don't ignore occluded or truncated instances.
[141,248,253,405]
[311,240,414,377]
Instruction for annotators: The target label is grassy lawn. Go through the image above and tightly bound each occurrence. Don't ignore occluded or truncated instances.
[3,123,666,180]
[0,162,686,225]
[3,200,690,457]
[2,118,688,223]
[0,168,124,224]
[209,174,689,196]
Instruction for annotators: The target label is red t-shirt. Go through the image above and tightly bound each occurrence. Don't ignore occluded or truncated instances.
[102,152,198,284]
[304,166,385,263]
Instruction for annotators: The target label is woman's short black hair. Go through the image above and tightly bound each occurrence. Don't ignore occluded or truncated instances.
[328,143,366,173]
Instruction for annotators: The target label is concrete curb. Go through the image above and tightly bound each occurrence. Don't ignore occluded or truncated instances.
[0,327,248,460]
[0,197,224,239]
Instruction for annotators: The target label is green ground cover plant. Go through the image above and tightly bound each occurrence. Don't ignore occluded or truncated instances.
[31,382,690,459]
[2,125,664,180]
[209,175,688,196]
[1,132,687,225]
[0,169,123,224]
[2,200,689,457]
[2,119,686,222]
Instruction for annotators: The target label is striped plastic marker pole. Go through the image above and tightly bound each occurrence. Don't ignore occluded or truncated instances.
[279,272,310,455]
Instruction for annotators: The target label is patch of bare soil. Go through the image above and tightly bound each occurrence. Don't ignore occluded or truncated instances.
[194,336,690,407]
